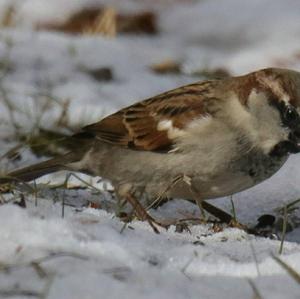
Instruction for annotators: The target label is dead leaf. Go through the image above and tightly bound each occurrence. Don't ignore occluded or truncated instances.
[37,7,158,36]
[151,59,181,74]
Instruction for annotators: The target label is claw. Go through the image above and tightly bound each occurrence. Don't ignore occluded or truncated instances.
[229,219,248,230]
[145,214,170,234]
[124,192,169,233]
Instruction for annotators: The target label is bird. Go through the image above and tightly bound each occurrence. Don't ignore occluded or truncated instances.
[1,67,300,232]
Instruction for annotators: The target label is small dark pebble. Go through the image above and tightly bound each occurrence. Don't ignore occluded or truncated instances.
[175,223,191,233]
[148,256,160,266]
[192,240,205,246]
[255,214,276,228]
[13,195,26,208]
[86,67,113,82]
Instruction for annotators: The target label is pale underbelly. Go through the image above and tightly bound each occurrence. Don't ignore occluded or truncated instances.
[168,154,289,200]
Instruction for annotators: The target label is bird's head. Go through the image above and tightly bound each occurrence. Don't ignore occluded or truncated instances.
[249,68,300,156]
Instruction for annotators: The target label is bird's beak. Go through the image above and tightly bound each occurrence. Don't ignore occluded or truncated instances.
[294,126,300,139]
[289,128,300,152]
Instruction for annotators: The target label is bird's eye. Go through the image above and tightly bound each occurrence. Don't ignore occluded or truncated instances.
[284,106,298,125]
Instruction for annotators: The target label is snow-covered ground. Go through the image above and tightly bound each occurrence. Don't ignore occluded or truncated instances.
[0,0,300,298]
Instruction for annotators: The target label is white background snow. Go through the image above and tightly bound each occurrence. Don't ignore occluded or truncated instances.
[0,0,300,298]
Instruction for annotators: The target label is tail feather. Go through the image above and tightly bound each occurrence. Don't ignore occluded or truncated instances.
[0,152,81,184]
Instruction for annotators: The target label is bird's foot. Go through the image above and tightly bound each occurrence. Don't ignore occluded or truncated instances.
[228,219,248,230]
[143,214,170,234]
[123,192,170,233]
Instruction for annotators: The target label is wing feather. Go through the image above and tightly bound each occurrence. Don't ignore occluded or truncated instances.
[82,81,216,151]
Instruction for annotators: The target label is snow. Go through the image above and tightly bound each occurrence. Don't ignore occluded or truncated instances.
[1,203,300,299]
[0,0,300,298]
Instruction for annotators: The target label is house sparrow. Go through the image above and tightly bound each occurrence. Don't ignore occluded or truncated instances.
[2,67,300,231]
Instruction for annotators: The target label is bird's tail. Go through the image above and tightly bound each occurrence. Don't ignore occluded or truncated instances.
[0,152,81,184]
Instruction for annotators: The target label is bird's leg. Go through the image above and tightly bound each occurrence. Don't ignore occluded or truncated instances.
[124,192,169,234]
[191,193,249,231]
[158,174,242,227]
[146,174,186,210]
[197,200,233,224]
[122,175,243,233]
[176,175,212,222]
[201,199,249,230]
[182,177,248,228]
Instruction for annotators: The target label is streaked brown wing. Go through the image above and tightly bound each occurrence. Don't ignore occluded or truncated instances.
[83,81,215,151]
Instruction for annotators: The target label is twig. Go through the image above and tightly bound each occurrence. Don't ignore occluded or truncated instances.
[248,279,264,299]
[273,255,300,284]
[0,174,37,193]
[0,289,41,297]
[33,180,38,206]
[249,240,261,276]
[276,198,300,214]
[146,174,183,210]
[62,189,65,218]
[56,172,103,193]
[0,143,23,162]
[40,274,55,299]
[0,84,20,135]
[180,251,198,280]
[230,195,237,222]
[279,205,288,255]
[31,261,48,279]
[58,172,105,217]
[0,251,88,273]
[285,198,300,212]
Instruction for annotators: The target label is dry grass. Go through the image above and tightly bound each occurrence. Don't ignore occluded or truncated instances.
[150,59,182,75]
[0,4,16,28]
[276,198,300,214]
[0,3,156,37]
[0,36,86,161]
[37,7,157,36]
[279,205,288,254]
[247,279,264,299]
[273,255,300,284]
[229,195,237,222]
[83,7,117,37]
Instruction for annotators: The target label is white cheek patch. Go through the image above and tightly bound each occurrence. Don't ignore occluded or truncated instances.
[282,93,290,104]
[248,89,266,106]
[247,88,290,154]
[247,89,269,115]
[157,119,186,139]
